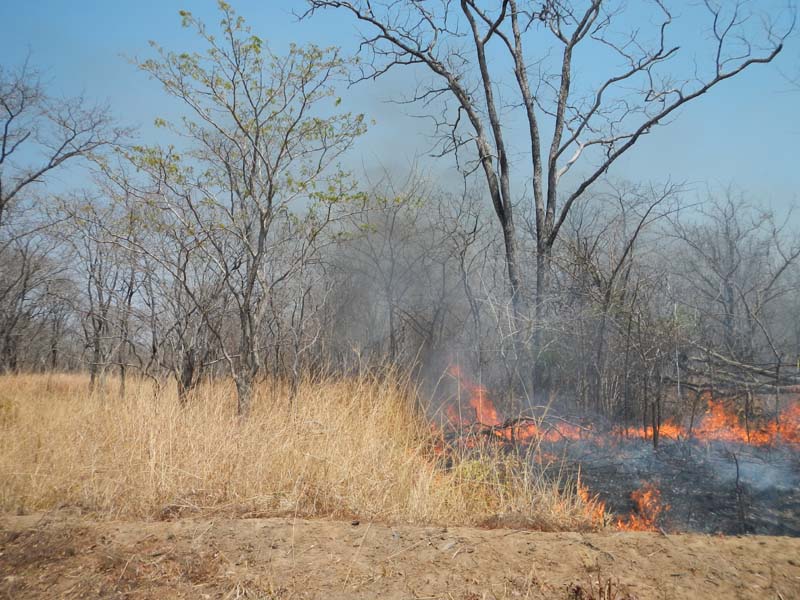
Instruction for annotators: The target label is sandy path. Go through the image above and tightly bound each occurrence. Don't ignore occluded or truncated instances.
[2,512,799,599]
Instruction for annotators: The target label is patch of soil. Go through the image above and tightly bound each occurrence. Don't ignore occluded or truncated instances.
[2,511,799,599]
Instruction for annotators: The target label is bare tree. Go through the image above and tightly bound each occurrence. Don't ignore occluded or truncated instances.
[0,59,121,375]
[0,233,64,372]
[670,189,800,364]
[336,174,433,363]
[560,181,680,411]
[57,195,129,391]
[304,0,793,393]
[0,59,121,231]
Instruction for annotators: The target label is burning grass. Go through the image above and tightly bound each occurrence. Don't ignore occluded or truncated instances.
[437,365,800,534]
[0,372,600,530]
[616,482,669,532]
[619,394,800,447]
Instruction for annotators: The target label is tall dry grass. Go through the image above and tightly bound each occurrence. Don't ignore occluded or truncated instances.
[0,372,601,529]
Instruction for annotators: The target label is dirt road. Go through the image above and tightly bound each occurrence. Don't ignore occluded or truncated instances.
[2,512,798,599]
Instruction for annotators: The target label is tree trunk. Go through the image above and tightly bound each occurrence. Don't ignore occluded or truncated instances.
[49,329,59,371]
[1,334,18,374]
[177,349,197,405]
[89,327,102,392]
[119,362,127,400]
[387,294,397,364]
[652,371,662,450]
[592,308,610,414]
[531,246,552,401]
[236,374,253,417]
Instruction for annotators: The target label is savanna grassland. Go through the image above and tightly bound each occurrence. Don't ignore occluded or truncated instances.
[0,373,597,529]
[2,374,800,600]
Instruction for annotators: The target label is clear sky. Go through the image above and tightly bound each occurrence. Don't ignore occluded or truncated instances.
[1,0,798,213]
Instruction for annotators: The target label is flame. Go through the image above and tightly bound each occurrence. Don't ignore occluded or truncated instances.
[444,402,463,426]
[695,399,748,442]
[442,365,799,450]
[695,398,800,446]
[447,365,501,426]
[435,365,798,529]
[615,397,800,448]
[443,365,589,444]
[780,402,800,444]
[617,482,668,531]
[577,473,607,527]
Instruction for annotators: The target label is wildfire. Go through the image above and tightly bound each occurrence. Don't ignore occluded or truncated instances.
[617,482,668,532]
[442,365,800,450]
[694,398,800,446]
[435,365,797,535]
[780,402,800,444]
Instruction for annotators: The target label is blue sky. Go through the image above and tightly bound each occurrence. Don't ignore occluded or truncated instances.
[1,0,798,212]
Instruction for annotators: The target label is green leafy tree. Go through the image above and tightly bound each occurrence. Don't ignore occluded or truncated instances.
[130,2,366,416]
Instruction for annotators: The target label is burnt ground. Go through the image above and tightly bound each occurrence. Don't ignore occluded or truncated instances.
[559,437,800,536]
[2,511,800,599]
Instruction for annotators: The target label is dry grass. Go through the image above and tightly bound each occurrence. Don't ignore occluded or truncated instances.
[0,372,601,529]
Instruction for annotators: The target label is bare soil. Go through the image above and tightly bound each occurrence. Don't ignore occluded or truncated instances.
[2,511,799,599]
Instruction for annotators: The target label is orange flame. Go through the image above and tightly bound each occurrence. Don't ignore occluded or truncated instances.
[694,398,800,446]
[617,482,668,531]
[447,365,501,426]
[779,402,800,444]
[436,367,798,529]
[614,397,800,448]
[443,365,589,444]
[442,365,800,450]
[577,473,607,527]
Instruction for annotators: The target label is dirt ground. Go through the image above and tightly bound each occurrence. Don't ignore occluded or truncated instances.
[2,511,799,599]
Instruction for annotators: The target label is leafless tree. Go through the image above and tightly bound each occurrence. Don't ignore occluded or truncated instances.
[334,173,434,363]
[666,189,800,425]
[57,195,129,391]
[0,58,121,375]
[0,59,121,231]
[304,0,793,393]
[559,181,680,411]
[670,189,800,364]
[0,232,65,372]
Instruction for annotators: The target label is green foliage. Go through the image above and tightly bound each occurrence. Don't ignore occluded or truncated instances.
[135,1,367,219]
